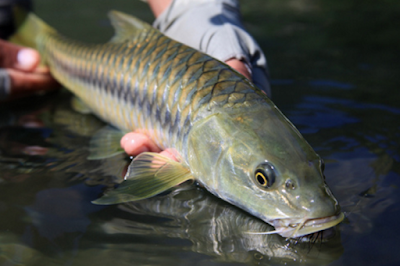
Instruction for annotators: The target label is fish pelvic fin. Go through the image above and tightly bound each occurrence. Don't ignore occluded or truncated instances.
[108,10,154,43]
[92,152,194,205]
[88,126,126,160]
[9,8,55,51]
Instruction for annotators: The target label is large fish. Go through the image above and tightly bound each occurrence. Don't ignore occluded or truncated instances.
[11,10,343,238]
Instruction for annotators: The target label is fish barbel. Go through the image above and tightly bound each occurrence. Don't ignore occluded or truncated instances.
[11,10,343,238]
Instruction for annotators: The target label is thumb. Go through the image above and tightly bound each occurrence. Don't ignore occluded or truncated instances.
[0,39,40,71]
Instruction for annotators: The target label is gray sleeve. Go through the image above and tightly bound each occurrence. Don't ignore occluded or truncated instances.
[0,69,11,100]
[153,0,271,96]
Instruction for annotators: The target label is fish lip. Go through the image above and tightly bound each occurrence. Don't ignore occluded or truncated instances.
[271,212,344,238]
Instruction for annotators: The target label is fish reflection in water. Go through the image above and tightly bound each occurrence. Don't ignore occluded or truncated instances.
[94,184,343,265]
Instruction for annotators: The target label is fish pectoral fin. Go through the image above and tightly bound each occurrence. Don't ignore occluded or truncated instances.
[88,125,126,160]
[71,96,92,114]
[108,10,154,43]
[92,152,193,205]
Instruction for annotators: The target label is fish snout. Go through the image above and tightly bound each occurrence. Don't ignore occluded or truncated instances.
[299,184,341,219]
[283,178,340,219]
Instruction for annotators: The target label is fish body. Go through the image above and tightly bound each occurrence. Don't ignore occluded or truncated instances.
[11,11,343,237]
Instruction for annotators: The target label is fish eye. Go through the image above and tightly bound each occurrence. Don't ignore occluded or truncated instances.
[254,163,276,188]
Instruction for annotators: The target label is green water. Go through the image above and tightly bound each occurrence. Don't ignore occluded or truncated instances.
[1,0,399,265]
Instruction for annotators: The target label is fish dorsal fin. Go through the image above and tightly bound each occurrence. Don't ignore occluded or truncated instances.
[88,126,126,160]
[92,152,194,205]
[108,10,154,43]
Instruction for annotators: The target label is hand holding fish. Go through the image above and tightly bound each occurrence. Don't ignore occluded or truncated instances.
[0,39,58,101]
[120,131,177,160]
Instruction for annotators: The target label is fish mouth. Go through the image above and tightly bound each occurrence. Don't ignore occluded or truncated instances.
[271,212,345,238]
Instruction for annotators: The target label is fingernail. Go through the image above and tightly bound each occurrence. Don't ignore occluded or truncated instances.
[17,48,38,70]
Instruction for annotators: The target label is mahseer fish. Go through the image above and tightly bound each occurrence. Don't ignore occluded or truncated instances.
[11,10,344,238]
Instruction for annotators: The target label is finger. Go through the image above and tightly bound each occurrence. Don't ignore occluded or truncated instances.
[15,48,41,71]
[7,68,59,96]
[225,58,252,80]
[0,40,40,71]
[121,132,179,161]
[120,132,162,156]
[159,149,178,161]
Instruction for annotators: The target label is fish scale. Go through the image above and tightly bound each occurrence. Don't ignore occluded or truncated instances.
[38,23,259,158]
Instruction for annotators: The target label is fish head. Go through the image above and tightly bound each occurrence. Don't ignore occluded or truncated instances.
[216,139,343,238]
[188,102,342,238]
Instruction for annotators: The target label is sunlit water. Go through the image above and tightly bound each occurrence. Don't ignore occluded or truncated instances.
[1,0,399,265]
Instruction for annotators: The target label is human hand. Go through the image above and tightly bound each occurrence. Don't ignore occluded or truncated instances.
[0,40,58,101]
[120,132,178,160]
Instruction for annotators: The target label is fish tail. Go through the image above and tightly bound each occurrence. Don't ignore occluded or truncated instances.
[9,8,56,53]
